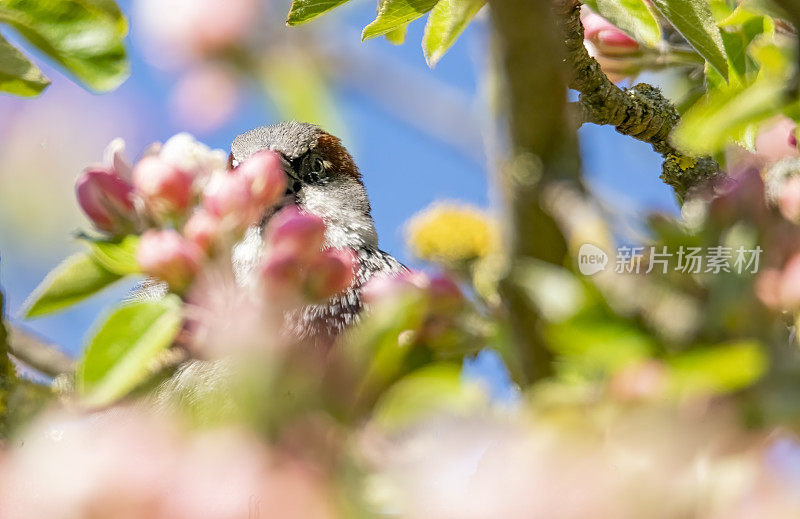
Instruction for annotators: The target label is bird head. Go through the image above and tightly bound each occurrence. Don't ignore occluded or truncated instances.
[230,121,378,249]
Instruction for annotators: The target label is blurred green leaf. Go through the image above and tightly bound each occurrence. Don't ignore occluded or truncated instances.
[261,52,347,142]
[422,0,485,67]
[649,0,730,79]
[373,363,486,430]
[0,32,48,96]
[673,79,785,155]
[668,339,766,394]
[592,0,662,47]
[0,0,129,92]
[82,234,140,276]
[77,295,182,407]
[23,253,121,319]
[718,11,766,83]
[286,0,350,26]
[547,317,655,381]
[345,292,430,413]
[362,0,439,40]
[738,0,788,19]
[512,259,586,323]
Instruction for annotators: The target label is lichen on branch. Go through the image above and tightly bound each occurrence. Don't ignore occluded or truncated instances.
[558,0,722,200]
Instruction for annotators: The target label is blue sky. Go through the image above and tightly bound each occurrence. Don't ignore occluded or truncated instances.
[0,0,676,390]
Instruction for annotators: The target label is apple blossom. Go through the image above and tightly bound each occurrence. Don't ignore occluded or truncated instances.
[135,0,259,68]
[361,273,423,304]
[266,206,327,261]
[581,9,642,83]
[236,150,287,208]
[202,170,256,227]
[133,156,195,219]
[102,138,133,180]
[304,248,358,300]
[427,272,464,312]
[183,210,222,252]
[260,249,307,301]
[755,117,800,163]
[755,253,800,311]
[154,132,228,181]
[778,176,800,223]
[169,65,241,132]
[75,167,137,234]
[362,270,461,312]
[137,229,203,292]
[0,408,337,519]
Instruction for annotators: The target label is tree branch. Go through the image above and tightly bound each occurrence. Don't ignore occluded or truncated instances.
[7,325,73,378]
[558,0,722,200]
[490,0,584,384]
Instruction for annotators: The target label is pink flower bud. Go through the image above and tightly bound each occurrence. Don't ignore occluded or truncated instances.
[361,270,428,304]
[237,150,287,208]
[755,117,800,163]
[305,248,357,301]
[780,254,800,310]
[427,272,464,312]
[265,206,327,261]
[75,167,136,234]
[609,360,667,401]
[202,171,255,226]
[755,268,782,310]
[582,12,639,54]
[137,229,203,292]
[132,156,195,219]
[260,250,305,301]
[581,10,641,82]
[183,210,221,252]
[779,176,800,223]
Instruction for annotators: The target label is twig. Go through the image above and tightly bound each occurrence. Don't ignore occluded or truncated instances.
[7,325,73,378]
[558,0,723,200]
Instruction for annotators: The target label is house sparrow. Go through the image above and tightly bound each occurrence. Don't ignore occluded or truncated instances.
[228,121,406,344]
[138,121,406,345]
[149,122,406,409]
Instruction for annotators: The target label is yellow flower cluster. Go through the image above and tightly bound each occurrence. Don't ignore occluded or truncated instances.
[406,202,497,265]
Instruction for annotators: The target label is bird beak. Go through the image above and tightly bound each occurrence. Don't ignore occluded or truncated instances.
[275,152,302,196]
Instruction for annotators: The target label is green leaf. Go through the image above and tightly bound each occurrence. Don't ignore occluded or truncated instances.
[286,0,350,26]
[0,0,129,92]
[372,364,486,430]
[649,0,730,80]
[673,79,785,155]
[82,234,140,276]
[421,0,485,67]
[362,0,439,40]
[593,0,662,47]
[23,253,121,319]
[77,295,182,407]
[668,340,766,395]
[718,12,766,84]
[384,24,408,44]
[0,31,48,96]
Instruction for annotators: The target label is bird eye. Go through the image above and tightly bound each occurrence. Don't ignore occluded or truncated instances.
[305,156,326,183]
[311,157,325,174]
